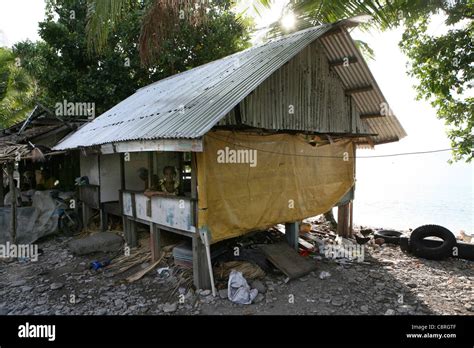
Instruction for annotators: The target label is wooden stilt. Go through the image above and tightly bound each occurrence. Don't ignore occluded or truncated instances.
[150,223,161,261]
[0,165,4,207]
[285,222,299,251]
[192,234,211,290]
[7,163,17,243]
[337,203,351,237]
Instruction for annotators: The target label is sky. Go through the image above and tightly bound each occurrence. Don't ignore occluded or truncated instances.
[0,0,472,230]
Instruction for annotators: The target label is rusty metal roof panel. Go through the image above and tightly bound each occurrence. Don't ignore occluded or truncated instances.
[320,29,407,145]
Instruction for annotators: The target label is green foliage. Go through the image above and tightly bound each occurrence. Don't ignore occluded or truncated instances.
[397,1,473,162]
[15,0,251,118]
[0,47,36,128]
[267,0,473,162]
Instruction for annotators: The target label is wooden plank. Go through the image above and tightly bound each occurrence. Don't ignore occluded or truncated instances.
[360,112,385,119]
[345,85,373,95]
[260,242,317,280]
[329,56,358,67]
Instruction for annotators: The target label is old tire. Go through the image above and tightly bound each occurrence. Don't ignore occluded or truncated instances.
[59,212,83,236]
[410,225,456,260]
[374,230,403,244]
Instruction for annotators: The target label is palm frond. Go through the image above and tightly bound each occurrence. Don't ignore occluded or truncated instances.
[85,0,131,55]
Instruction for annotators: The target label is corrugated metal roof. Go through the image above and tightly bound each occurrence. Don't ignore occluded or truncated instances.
[319,29,407,145]
[54,20,405,151]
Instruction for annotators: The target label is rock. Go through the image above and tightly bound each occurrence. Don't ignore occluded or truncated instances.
[331,297,344,307]
[219,289,228,299]
[464,303,472,311]
[360,305,369,313]
[250,280,266,294]
[163,302,177,313]
[200,289,211,296]
[114,299,125,307]
[253,293,265,304]
[385,309,395,315]
[407,282,417,288]
[68,232,123,255]
[50,282,64,290]
[21,286,33,292]
[10,280,26,287]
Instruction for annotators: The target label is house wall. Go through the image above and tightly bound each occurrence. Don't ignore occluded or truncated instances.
[80,153,99,185]
[99,154,121,202]
[124,152,148,191]
[218,41,368,135]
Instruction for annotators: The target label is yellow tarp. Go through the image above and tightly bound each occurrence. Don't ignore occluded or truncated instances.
[197,131,355,243]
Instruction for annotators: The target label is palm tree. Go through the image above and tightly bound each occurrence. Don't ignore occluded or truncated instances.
[84,0,393,66]
[0,48,36,128]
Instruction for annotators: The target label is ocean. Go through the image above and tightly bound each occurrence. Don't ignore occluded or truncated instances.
[351,152,473,236]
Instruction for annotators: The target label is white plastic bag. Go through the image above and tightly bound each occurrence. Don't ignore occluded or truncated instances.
[227,270,258,305]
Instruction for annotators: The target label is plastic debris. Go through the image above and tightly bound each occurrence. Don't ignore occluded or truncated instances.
[227,270,258,305]
[319,271,331,279]
[157,267,170,278]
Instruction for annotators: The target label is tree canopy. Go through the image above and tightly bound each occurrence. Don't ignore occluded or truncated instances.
[0,47,36,128]
[13,0,251,119]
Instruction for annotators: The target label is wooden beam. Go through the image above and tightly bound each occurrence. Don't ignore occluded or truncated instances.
[345,85,373,95]
[329,56,358,67]
[104,139,204,154]
[360,112,385,119]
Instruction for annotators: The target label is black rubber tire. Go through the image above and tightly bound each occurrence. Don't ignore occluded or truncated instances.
[374,230,403,244]
[409,225,456,260]
[59,212,83,236]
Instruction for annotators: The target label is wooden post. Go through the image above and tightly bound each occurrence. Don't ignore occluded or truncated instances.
[150,223,161,261]
[82,204,92,231]
[193,234,211,289]
[100,203,107,231]
[349,201,353,237]
[337,203,351,238]
[7,163,17,243]
[285,222,299,251]
[0,164,4,207]
[190,153,210,288]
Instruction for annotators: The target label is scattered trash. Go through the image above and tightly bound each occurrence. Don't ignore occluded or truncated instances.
[458,230,472,244]
[319,271,331,279]
[227,270,258,305]
[90,259,111,271]
[157,267,171,278]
